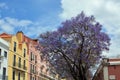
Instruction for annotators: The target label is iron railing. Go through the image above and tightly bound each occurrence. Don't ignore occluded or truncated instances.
[39,73,55,80]
[13,62,27,70]
[0,75,8,80]
[30,69,38,75]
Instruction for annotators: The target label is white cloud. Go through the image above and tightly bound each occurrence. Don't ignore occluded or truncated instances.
[0,18,14,33]
[0,17,56,38]
[60,0,120,57]
[4,17,33,27]
[0,17,33,33]
[0,23,14,33]
[25,25,57,38]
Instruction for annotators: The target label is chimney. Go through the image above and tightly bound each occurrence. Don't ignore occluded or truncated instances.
[16,31,24,42]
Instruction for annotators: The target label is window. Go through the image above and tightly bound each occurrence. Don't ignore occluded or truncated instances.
[35,66,36,74]
[12,70,15,80]
[33,77,34,80]
[30,64,32,73]
[30,52,32,61]
[33,65,34,73]
[23,60,26,69]
[4,51,7,58]
[0,49,1,61]
[18,72,20,80]
[33,54,34,61]
[13,55,16,66]
[23,73,25,80]
[13,42,16,52]
[23,48,26,57]
[35,55,37,63]
[19,57,21,68]
[30,52,35,61]
[0,48,1,55]
[109,75,116,80]
[2,67,6,80]
[0,62,1,69]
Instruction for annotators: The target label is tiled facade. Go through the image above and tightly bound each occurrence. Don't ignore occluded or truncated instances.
[93,58,120,80]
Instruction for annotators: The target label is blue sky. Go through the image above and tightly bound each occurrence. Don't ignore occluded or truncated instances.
[0,0,61,20]
[0,0,120,57]
[0,0,62,37]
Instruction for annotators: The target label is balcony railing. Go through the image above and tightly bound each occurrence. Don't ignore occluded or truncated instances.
[13,62,27,70]
[30,69,38,75]
[30,69,34,73]
[0,74,8,80]
[40,72,55,80]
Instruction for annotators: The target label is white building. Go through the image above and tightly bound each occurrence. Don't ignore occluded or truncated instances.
[0,38,9,80]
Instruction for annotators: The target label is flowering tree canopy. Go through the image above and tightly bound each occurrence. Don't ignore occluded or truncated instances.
[39,12,110,80]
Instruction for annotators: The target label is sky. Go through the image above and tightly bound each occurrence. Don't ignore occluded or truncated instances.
[0,0,120,57]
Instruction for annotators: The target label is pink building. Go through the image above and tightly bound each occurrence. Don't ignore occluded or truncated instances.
[93,58,120,80]
[28,39,41,80]
[20,32,55,80]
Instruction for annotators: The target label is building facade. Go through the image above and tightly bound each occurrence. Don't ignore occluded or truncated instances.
[0,31,58,80]
[93,58,120,80]
[23,32,56,80]
[28,41,40,80]
[0,38,9,80]
[0,32,29,80]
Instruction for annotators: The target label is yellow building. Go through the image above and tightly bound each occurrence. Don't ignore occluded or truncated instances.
[0,31,61,80]
[0,32,29,80]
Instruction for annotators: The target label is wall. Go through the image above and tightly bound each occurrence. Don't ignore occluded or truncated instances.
[0,38,9,80]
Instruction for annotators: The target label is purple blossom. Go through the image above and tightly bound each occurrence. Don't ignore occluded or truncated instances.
[39,12,110,80]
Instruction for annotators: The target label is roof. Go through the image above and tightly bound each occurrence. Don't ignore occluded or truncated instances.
[0,33,12,38]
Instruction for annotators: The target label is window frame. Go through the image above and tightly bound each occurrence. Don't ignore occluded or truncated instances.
[13,42,17,52]
[4,51,7,58]
[23,48,26,57]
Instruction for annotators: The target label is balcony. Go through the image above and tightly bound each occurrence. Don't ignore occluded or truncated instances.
[30,69,38,75]
[39,72,55,80]
[0,74,8,80]
[30,69,34,73]
[13,62,27,71]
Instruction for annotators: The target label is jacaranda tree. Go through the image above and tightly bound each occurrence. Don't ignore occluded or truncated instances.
[39,12,110,80]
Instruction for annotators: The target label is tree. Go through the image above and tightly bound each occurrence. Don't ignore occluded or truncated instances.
[39,12,110,80]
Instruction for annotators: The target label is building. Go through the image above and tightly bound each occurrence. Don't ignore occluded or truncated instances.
[0,31,59,80]
[22,32,56,80]
[0,32,29,80]
[93,58,120,80]
[0,38,9,80]
[23,36,42,80]
[28,40,41,80]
